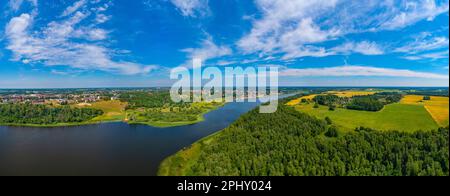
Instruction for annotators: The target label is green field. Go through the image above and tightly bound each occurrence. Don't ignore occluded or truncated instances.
[86,100,128,122]
[293,103,439,132]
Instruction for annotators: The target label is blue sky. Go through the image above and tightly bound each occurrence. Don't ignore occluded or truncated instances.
[0,0,448,88]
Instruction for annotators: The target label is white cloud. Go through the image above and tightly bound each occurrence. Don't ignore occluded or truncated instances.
[238,0,339,57]
[4,3,156,75]
[280,66,449,79]
[62,0,86,17]
[280,18,341,46]
[8,0,37,12]
[332,41,384,55]
[181,36,232,62]
[91,1,112,24]
[395,37,449,54]
[281,46,334,60]
[237,0,449,59]
[215,60,238,66]
[95,14,111,24]
[280,41,384,59]
[380,0,449,30]
[51,69,69,75]
[170,0,209,17]
[73,28,108,40]
[402,50,449,60]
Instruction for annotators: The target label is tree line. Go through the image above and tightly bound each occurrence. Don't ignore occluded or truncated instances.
[312,92,403,112]
[119,91,190,109]
[0,103,103,125]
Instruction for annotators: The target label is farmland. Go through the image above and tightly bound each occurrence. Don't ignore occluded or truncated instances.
[79,100,128,122]
[287,90,377,106]
[287,89,449,132]
[326,91,377,97]
[401,95,449,126]
[293,103,439,132]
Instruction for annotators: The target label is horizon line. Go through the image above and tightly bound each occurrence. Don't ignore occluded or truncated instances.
[0,86,449,90]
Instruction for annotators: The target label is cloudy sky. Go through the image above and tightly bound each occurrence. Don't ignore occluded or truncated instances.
[0,0,448,88]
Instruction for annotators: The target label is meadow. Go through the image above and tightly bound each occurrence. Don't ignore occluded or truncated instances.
[76,100,128,122]
[293,102,439,132]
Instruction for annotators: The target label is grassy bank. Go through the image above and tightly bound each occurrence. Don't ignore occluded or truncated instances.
[1,100,225,128]
[158,131,221,176]
[0,121,104,128]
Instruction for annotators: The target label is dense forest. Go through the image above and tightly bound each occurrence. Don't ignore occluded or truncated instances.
[119,91,191,109]
[166,99,449,176]
[0,103,103,124]
[346,97,384,111]
[346,93,403,111]
[313,95,344,106]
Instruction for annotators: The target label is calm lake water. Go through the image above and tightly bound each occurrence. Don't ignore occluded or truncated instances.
[0,101,261,176]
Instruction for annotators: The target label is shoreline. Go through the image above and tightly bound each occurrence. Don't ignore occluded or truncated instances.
[126,102,225,128]
[0,103,226,129]
[157,131,223,176]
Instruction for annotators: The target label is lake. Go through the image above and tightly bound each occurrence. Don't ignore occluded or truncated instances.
[0,101,261,176]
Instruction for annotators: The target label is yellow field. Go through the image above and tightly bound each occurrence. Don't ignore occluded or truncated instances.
[301,94,318,100]
[287,91,375,106]
[400,95,425,104]
[286,94,316,106]
[326,91,376,97]
[401,95,449,126]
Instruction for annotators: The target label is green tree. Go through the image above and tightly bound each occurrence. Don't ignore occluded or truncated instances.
[325,126,339,137]
[325,117,333,125]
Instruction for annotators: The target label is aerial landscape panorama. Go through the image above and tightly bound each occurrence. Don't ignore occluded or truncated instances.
[0,0,449,186]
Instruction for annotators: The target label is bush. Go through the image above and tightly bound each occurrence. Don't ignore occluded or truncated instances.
[328,104,336,111]
[325,126,339,137]
[314,103,320,108]
[325,117,333,125]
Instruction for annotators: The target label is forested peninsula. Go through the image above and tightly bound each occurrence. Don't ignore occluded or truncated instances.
[159,97,449,176]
